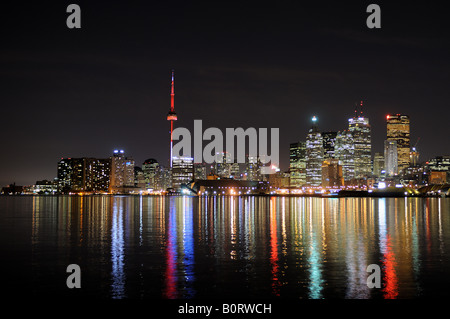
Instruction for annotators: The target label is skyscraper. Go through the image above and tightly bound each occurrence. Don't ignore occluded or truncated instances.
[322,131,337,160]
[384,140,398,176]
[306,116,324,186]
[110,149,135,193]
[335,130,354,182]
[142,158,159,189]
[214,152,232,178]
[348,102,372,179]
[245,155,262,181]
[289,141,306,187]
[386,114,410,173]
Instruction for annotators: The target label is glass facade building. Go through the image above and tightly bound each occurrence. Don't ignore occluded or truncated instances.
[387,114,410,173]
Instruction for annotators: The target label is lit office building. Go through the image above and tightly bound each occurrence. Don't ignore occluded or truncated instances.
[230,162,241,179]
[57,157,110,193]
[172,156,194,190]
[322,131,337,160]
[321,159,343,188]
[373,152,385,178]
[335,130,355,182]
[157,165,172,191]
[109,149,135,193]
[142,158,159,189]
[427,155,450,184]
[306,116,324,186]
[348,113,372,179]
[410,147,420,167]
[245,155,262,181]
[214,152,232,178]
[289,141,306,187]
[386,114,410,173]
[194,162,207,180]
[384,140,398,176]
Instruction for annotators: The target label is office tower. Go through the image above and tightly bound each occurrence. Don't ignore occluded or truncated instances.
[373,152,385,178]
[289,141,306,187]
[57,157,110,193]
[245,155,262,181]
[134,167,146,188]
[348,102,372,179]
[124,158,135,186]
[142,158,159,189]
[386,114,410,173]
[384,140,398,176]
[110,149,135,193]
[194,163,207,180]
[230,162,241,179]
[322,131,337,159]
[86,158,110,191]
[172,156,193,190]
[157,165,172,191]
[321,159,343,188]
[410,147,419,166]
[306,116,324,186]
[215,152,232,178]
[335,130,354,181]
[57,158,73,191]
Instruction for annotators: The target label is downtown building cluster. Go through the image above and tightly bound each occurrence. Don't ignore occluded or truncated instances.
[289,106,450,192]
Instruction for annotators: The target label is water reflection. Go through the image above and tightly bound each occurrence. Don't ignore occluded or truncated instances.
[20,195,450,298]
[111,197,125,299]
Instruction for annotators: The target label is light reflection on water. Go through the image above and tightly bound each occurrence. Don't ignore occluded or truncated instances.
[2,195,450,299]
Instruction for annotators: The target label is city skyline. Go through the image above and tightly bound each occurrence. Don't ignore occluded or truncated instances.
[1,1,450,186]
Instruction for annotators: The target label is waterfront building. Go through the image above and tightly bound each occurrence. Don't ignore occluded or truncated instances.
[57,157,110,193]
[427,155,450,184]
[109,149,135,193]
[142,158,159,189]
[373,152,385,178]
[321,159,343,188]
[335,130,355,182]
[245,155,262,181]
[194,162,207,180]
[348,111,372,179]
[289,141,306,187]
[306,116,324,186]
[172,156,194,190]
[410,147,420,167]
[214,152,232,178]
[322,131,337,159]
[387,114,410,173]
[384,140,398,176]
[230,162,241,179]
[191,179,269,195]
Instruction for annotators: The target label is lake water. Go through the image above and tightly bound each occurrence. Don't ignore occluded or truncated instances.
[1,195,450,299]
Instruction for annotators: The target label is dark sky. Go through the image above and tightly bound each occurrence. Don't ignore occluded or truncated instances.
[1,1,449,186]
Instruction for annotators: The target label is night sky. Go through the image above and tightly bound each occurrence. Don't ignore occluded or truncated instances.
[1,1,449,186]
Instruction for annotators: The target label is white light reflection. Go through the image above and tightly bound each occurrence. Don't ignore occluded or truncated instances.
[111,198,125,299]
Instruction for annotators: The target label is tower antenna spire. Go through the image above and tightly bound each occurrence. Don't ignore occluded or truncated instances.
[167,69,178,168]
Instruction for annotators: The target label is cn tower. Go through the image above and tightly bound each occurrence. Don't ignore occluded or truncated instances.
[167,69,177,168]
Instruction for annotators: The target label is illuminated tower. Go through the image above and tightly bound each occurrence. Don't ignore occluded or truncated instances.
[386,114,410,173]
[167,69,177,168]
[306,116,324,186]
[348,101,372,179]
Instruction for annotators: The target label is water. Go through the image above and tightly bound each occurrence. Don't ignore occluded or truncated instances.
[1,195,450,299]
